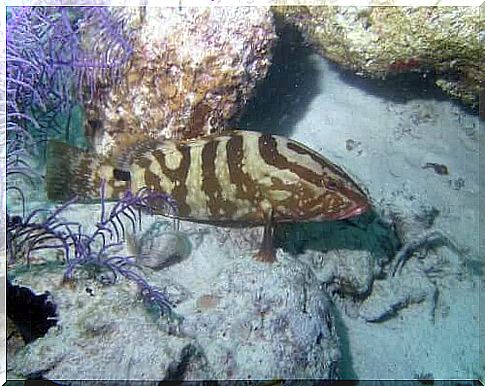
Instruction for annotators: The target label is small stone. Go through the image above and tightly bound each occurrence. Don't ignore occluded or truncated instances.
[449,177,465,190]
[196,294,221,311]
[136,231,192,270]
[422,162,449,175]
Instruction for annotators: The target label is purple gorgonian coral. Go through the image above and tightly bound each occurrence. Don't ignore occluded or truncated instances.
[65,183,178,315]
[8,181,178,315]
[6,7,176,317]
[6,6,133,178]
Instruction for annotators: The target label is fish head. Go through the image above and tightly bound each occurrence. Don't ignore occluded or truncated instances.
[308,167,371,222]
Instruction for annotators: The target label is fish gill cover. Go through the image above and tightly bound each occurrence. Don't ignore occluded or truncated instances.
[6,7,177,323]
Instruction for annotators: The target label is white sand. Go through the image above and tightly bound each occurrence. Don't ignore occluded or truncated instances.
[256,54,481,380]
[292,56,478,379]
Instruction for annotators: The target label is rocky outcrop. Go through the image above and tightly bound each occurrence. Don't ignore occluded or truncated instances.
[274,6,482,110]
[84,7,277,154]
[8,216,340,381]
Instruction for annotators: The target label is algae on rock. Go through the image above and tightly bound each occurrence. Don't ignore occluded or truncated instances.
[274,6,482,110]
[84,7,277,154]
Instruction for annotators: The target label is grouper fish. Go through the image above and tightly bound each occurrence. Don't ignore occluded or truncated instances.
[46,130,370,262]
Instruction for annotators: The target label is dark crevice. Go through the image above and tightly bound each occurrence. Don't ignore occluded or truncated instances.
[163,343,203,381]
[236,16,321,138]
[7,278,58,344]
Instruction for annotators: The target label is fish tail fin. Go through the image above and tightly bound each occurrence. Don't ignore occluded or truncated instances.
[45,141,126,202]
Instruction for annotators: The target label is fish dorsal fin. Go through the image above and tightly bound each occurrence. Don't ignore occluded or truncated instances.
[111,129,241,170]
[110,132,181,170]
[114,139,159,171]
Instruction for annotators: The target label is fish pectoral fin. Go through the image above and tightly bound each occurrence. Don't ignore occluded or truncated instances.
[254,211,276,263]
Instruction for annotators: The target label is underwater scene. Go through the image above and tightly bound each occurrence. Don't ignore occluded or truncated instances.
[4,5,483,383]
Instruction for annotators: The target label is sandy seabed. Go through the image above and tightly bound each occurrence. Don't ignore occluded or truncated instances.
[7,52,482,382]
[241,52,481,380]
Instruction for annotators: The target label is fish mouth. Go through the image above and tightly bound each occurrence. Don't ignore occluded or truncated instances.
[326,187,371,221]
[341,200,370,218]
[326,200,370,220]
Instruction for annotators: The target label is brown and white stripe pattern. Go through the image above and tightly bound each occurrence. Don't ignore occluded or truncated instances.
[119,130,369,225]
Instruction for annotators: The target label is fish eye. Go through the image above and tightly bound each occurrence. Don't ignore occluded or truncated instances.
[326,180,338,190]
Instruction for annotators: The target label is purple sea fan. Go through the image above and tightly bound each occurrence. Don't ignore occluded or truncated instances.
[7,7,75,143]
[6,6,133,159]
[83,182,178,249]
[62,182,178,314]
[6,6,133,108]
[75,7,134,97]
[6,196,80,265]
[6,6,136,252]
[6,180,178,315]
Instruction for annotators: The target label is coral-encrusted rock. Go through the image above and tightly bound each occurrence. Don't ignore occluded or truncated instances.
[274,6,482,110]
[86,7,276,154]
[8,213,340,381]
[181,251,341,379]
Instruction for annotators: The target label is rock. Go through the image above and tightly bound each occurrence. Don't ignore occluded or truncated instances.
[273,215,400,301]
[8,217,340,380]
[274,6,482,110]
[9,265,209,381]
[84,7,277,154]
[126,220,193,271]
[6,316,26,367]
[180,251,341,379]
[358,265,437,323]
[299,249,376,298]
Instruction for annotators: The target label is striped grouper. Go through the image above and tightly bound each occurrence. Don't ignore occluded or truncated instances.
[46,130,370,262]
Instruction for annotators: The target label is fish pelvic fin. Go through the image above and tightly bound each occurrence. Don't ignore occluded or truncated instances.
[45,141,130,202]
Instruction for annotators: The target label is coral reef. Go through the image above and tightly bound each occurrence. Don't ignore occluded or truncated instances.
[182,251,340,379]
[6,182,178,365]
[7,5,480,381]
[274,6,482,110]
[344,198,476,324]
[5,6,176,328]
[84,7,277,154]
[9,262,201,381]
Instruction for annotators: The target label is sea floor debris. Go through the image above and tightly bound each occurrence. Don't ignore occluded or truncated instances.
[392,229,468,276]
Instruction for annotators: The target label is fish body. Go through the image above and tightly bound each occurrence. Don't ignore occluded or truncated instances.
[46,130,370,261]
[47,130,369,225]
